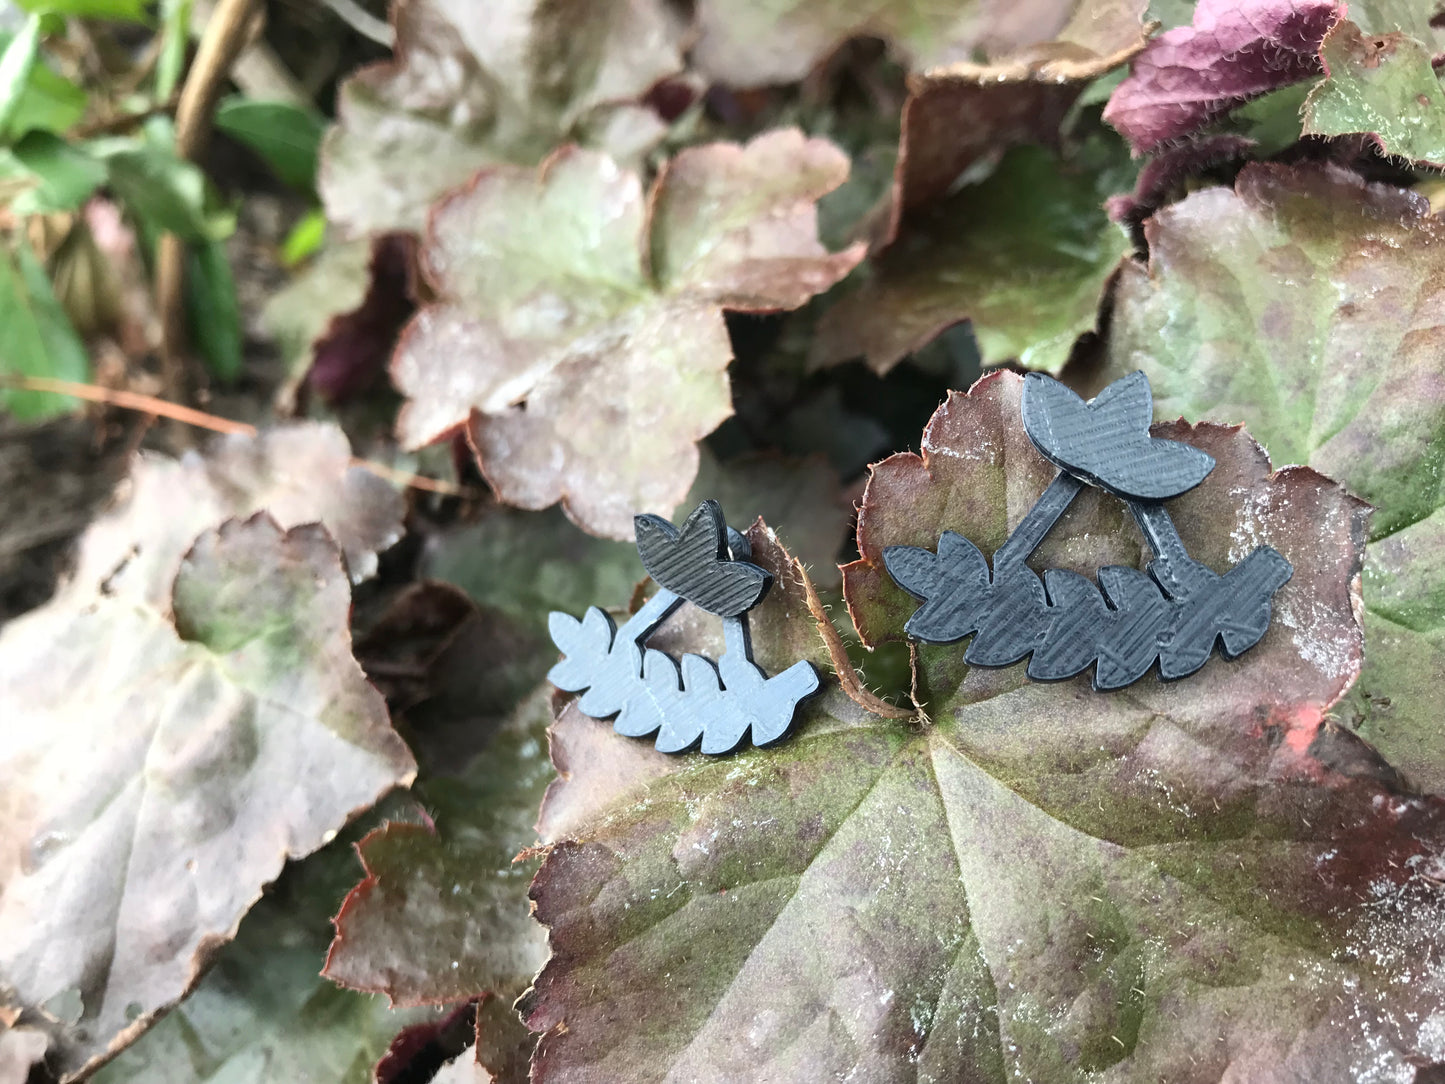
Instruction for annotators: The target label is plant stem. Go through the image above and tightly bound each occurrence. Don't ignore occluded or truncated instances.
[157,0,260,405]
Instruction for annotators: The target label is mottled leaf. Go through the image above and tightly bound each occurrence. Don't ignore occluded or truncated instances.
[0,516,417,1079]
[71,421,405,603]
[1100,162,1445,792]
[518,372,1445,1084]
[326,467,848,1009]
[320,0,684,235]
[693,0,1149,88]
[393,130,864,539]
[1104,0,1342,153]
[93,828,437,1084]
[1303,19,1445,166]
[814,144,1131,375]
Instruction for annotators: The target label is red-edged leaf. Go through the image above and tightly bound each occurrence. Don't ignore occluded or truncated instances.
[1099,161,1445,794]
[392,129,864,539]
[320,0,685,235]
[517,372,1445,1083]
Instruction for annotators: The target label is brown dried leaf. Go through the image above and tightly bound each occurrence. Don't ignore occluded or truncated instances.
[72,422,405,602]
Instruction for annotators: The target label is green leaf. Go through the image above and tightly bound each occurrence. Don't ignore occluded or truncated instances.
[280,205,325,266]
[0,239,89,419]
[813,144,1131,376]
[0,15,42,142]
[155,0,192,101]
[1303,20,1445,166]
[0,129,105,212]
[14,0,151,20]
[214,96,325,191]
[98,142,234,241]
[1100,162,1445,792]
[185,238,242,382]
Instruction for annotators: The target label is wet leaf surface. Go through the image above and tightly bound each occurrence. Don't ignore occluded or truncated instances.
[515,373,1445,1084]
[0,516,416,1079]
[392,130,864,538]
[320,0,685,235]
[1100,162,1445,792]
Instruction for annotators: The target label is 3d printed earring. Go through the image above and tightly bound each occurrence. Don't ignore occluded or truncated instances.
[883,371,1293,689]
[547,500,821,754]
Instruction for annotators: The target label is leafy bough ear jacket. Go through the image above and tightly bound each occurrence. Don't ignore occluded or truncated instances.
[883,371,1291,690]
[548,501,818,755]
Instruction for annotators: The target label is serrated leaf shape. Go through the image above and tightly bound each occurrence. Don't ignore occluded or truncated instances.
[1099,161,1445,790]
[320,0,685,234]
[392,129,864,539]
[0,516,414,1079]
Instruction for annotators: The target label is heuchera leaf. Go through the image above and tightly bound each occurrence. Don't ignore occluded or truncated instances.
[813,144,1131,375]
[1303,20,1445,166]
[69,421,405,601]
[693,0,1150,88]
[1100,162,1445,793]
[517,372,1445,1082]
[322,688,555,1009]
[1103,0,1343,154]
[0,516,417,1080]
[320,0,684,235]
[92,827,438,1084]
[392,129,865,539]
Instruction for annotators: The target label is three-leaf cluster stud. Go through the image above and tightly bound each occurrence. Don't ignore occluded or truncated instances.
[884,372,1293,690]
[548,501,820,755]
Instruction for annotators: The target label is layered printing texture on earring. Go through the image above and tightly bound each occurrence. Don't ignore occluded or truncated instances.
[548,500,820,754]
[883,371,1293,690]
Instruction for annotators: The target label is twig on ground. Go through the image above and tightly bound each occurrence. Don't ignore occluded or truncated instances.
[1,375,477,498]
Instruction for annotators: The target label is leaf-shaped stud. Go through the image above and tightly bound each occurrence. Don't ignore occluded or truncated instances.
[635,499,772,617]
[1021,371,1216,500]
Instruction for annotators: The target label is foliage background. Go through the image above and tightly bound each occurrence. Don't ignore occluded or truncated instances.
[3,0,1445,1081]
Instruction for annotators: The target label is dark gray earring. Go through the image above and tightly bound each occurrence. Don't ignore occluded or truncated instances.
[883,371,1292,689]
[548,500,820,754]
